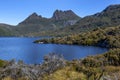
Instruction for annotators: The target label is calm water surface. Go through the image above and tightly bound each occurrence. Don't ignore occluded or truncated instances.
[0,37,108,64]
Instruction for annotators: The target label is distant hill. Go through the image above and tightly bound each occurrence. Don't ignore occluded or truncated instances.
[1,4,120,37]
[0,24,17,36]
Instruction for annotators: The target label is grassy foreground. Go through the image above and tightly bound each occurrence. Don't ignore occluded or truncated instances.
[43,49,120,80]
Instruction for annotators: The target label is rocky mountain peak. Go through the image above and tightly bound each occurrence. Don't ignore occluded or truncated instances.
[52,10,80,20]
[26,12,42,20]
[30,12,38,17]
[18,12,44,25]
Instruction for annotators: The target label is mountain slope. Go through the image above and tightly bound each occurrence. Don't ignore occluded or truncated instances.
[0,24,17,36]
[28,4,120,36]
[17,13,52,36]
[0,4,120,37]
[51,10,80,27]
[16,10,80,36]
[64,4,120,33]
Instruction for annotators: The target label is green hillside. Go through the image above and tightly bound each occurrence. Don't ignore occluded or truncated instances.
[0,24,16,36]
[34,25,120,48]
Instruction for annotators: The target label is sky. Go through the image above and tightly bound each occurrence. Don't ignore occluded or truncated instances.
[0,0,120,25]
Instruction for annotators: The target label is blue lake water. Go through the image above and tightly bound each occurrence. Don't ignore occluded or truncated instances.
[0,37,108,64]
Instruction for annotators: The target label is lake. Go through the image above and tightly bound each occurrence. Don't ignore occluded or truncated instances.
[0,37,108,64]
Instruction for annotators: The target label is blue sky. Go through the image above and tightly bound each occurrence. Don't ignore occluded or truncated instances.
[0,0,120,25]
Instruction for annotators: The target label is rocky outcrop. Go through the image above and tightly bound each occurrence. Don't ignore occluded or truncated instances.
[51,10,80,26]
[25,13,42,20]
[52,10,80,21]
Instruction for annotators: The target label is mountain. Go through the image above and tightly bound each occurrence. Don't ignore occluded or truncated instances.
[51,10,80,26]
[17,13,52,36]
[64,4,120,33]
[52,10,80,20]
[16,10,80,36]
[23,4,120,36]
[19,13,50,25]
[0,4,120,37]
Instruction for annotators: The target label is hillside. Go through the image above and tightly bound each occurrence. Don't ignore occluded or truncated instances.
[0,24,17,36]
[0,4,120,36]
[19,4,120,37]
[25,4,120,36]
[62,4,120,33]
[16,10,80,37]
[34,25,120,48]
[0,10,80,37]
